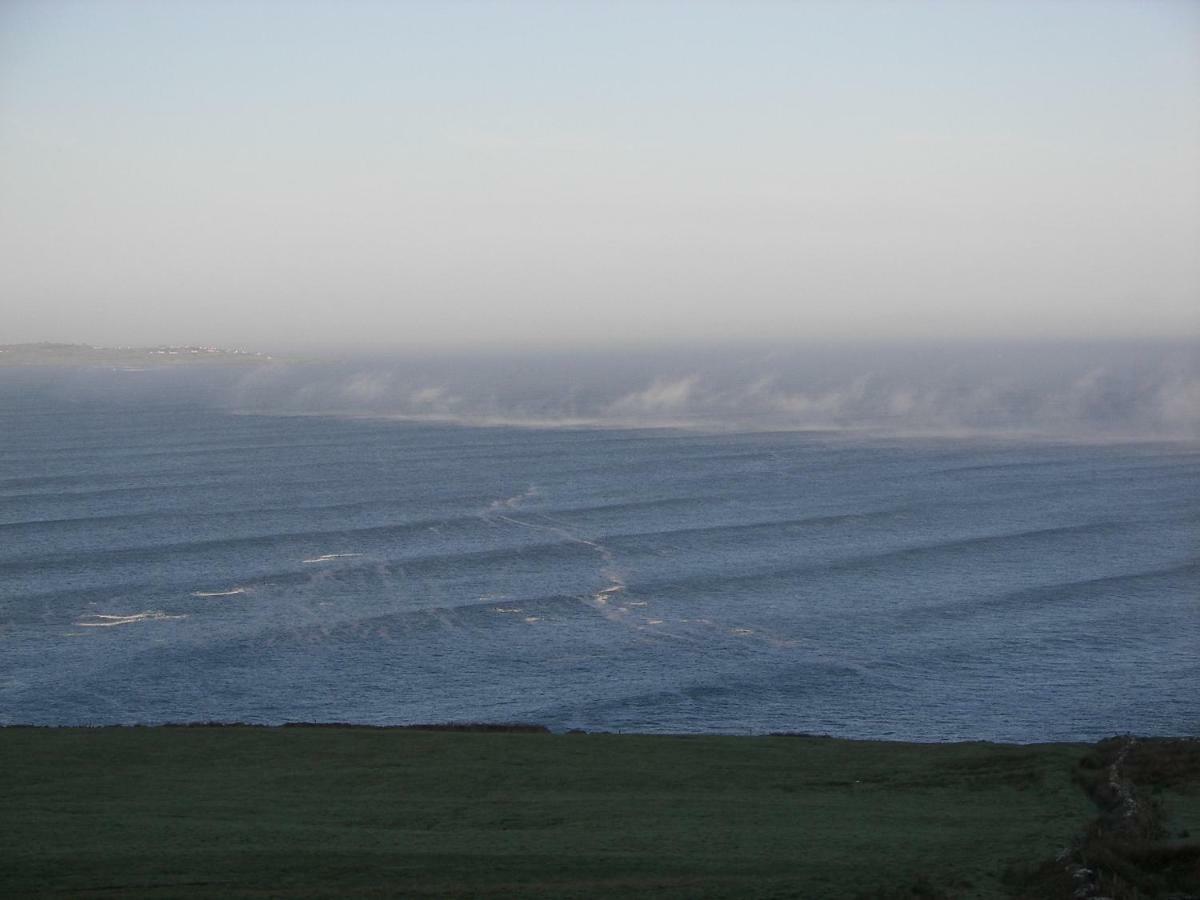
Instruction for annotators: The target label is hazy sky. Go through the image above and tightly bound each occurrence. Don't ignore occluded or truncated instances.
[1,0,1197,348]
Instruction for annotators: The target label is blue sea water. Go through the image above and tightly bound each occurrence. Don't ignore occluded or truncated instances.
[1,367,1197,740]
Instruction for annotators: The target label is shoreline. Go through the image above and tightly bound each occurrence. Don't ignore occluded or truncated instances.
[2,721,1190,744]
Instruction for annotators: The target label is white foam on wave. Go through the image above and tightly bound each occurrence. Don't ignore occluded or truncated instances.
[485,485,541,514]
[524,616,541,623]
[76,611,187,628]
[481,490,637,626]
[303,553,363,563]
[586,575,632,622]
[493,607,523,613]
[192,588,247,598]
[592,585,624,607]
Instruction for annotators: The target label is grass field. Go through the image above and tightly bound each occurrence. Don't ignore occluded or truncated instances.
[0,727,1193,898]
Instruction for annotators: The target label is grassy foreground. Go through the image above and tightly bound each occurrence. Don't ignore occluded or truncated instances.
[0,727,1193,898]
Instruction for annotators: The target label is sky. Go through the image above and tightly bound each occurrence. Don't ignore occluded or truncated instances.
[1,0,1198,349]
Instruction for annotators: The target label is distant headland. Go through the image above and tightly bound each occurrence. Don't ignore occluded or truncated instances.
[0,342,274,367]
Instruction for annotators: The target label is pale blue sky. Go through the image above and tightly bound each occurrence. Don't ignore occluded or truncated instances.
[2,0,1197,347]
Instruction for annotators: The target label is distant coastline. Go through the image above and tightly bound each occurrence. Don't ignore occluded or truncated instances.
[0,342,275,367]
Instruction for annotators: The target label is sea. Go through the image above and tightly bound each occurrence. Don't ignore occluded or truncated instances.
[1,347,1197,741]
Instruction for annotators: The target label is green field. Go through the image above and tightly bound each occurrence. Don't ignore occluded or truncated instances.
[1,727,1195,898]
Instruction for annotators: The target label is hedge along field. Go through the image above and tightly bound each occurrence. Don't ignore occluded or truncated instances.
[0,727,1097,898]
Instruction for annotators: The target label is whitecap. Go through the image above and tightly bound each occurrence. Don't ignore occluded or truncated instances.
[302,553,363,563]
[76,611,187,628]
[485,486,540,514]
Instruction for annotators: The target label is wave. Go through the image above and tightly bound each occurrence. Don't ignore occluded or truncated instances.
[0,492,510,530]
[0,455,573,501]
[0,479,251,504]
[221,580,801,650]
[0,517,476,573]
[249,593,599,646]
[76,611,187,628]
[0,506,1156,604]
[628,519,1136,595]
[599,507,911,547]
[0,538,598,603]
[933,457,1200,479]
[191,588,247,598]
[909,559,1200,626]
[1001,556,1199,595]
[0,493,719,571]
[532,660,893,726]
[0,473,109,492]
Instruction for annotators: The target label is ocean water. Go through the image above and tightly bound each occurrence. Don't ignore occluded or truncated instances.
[1,365,1198,740]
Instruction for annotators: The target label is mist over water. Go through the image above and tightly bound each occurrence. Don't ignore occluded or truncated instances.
[8,341,1198,439]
